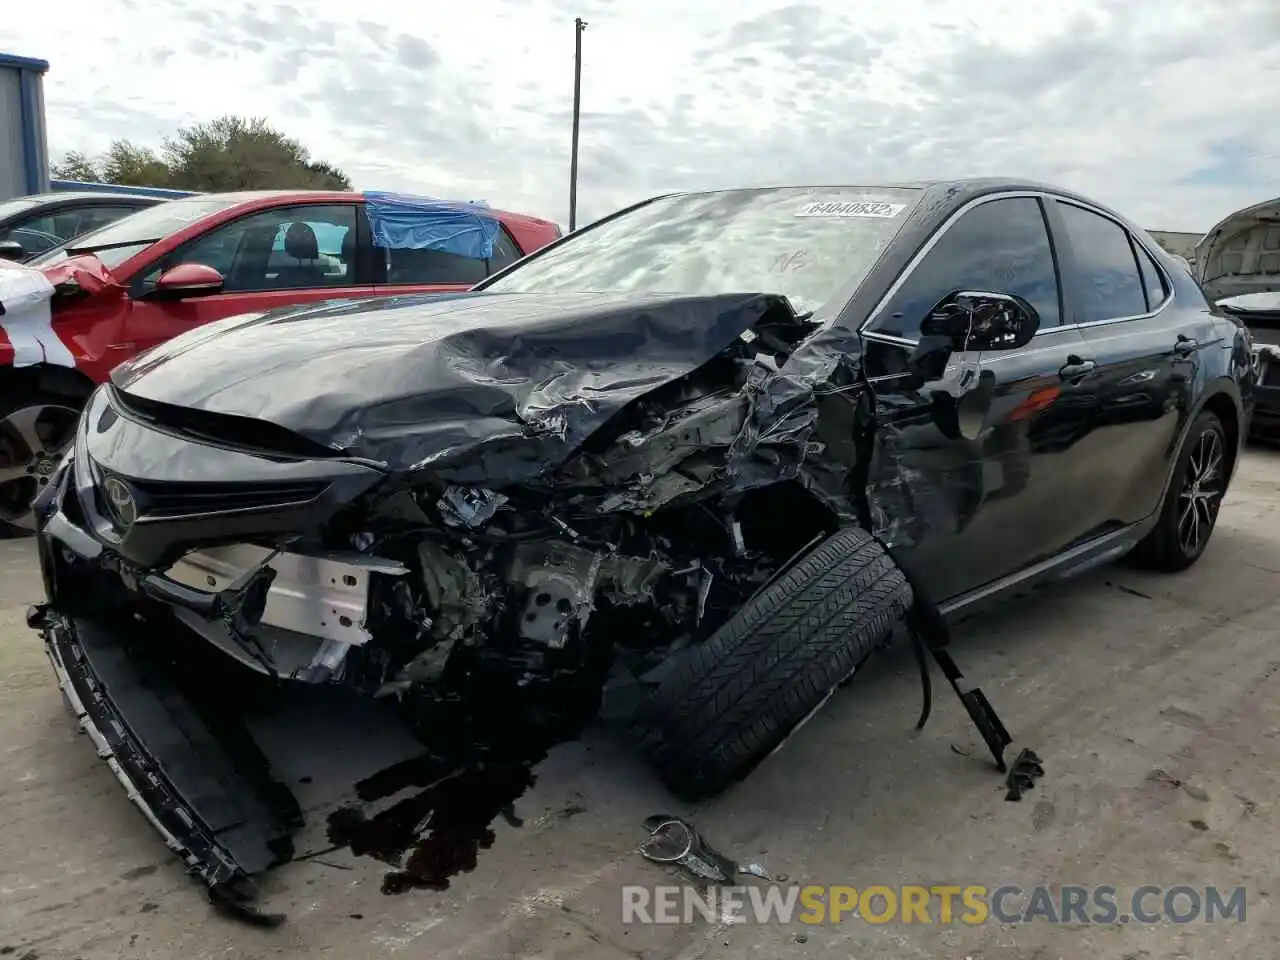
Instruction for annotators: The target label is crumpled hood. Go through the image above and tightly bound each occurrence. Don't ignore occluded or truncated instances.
[1195,196,1280,302]
[110,290,792,477]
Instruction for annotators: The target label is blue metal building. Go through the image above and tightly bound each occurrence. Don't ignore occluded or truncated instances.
[0,53,50,200]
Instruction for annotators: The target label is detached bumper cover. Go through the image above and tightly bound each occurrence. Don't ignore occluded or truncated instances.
[40,609,242,885]
[33,605,296,914]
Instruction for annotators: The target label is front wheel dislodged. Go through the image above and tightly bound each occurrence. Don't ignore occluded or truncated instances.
[635,526,913,801]
[1128,409,1228,572]
[0,390,83,537]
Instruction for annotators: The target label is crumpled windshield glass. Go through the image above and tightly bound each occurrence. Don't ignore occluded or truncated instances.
[481,186,921,316]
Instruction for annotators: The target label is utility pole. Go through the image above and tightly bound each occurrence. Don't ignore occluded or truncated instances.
[569,16,587,232]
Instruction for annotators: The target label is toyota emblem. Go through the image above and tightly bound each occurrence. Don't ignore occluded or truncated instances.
[102,477,137,531]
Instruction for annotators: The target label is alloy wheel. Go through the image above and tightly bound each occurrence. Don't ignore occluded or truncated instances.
[1176,425,1224,558]
[0,403,80,532]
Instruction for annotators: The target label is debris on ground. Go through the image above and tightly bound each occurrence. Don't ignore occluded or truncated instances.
[1004,748,1045,801]
[639,815,771,883]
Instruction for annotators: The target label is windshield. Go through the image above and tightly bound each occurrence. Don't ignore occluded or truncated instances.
[479,186,921,315]
[0,197,40,222]
[29,197,240,270]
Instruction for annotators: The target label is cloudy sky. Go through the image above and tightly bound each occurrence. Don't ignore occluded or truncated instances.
[3,0,1277,230]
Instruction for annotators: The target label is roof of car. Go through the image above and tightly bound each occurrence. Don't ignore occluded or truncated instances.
[198,190,560,231]
[15,190,167,204]
[656,178,1144,234]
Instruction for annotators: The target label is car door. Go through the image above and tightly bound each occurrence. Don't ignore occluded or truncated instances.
[372,223,525,295]
[122,202,377,356]
[860,194,1097,603]
[1045,199,1202,532]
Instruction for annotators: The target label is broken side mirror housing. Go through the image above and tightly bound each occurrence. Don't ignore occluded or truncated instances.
[920,290,1040,353]
[152,262,225,300]
[0,239,27,262]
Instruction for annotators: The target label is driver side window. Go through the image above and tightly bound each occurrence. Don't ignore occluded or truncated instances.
[137,204,359,295]
[875,197,1062,340]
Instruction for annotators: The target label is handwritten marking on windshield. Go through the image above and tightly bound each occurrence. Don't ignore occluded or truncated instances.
[795,200,906,219]
[769,250,809,273]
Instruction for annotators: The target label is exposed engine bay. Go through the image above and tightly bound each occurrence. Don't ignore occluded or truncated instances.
[146,302,836,722]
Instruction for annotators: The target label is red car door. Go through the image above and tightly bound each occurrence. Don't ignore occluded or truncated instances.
[122,201,376,355]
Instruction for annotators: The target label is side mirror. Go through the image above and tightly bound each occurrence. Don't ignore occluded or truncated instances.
[151,263,224,300]
[0,240,26,262]
[920,290,1040,353]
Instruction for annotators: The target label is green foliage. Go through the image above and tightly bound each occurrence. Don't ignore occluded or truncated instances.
[50,116,352,192]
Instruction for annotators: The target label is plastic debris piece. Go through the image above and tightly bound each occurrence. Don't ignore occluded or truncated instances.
[639,815,771,883]
[1004,748,1045,801]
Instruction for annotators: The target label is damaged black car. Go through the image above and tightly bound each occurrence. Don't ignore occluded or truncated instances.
[29,180,1253,911]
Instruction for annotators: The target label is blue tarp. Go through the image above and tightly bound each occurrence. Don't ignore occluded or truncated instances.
[362,191,501,260]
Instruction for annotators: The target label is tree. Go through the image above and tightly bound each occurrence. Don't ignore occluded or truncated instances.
[50,151,101,183]
[101,141,173,188]
[49,116,352,192]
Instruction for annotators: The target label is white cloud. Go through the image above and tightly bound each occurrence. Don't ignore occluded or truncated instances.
[2,0,1277,230]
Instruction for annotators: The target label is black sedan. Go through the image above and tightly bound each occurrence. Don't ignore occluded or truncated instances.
[28,178,1253,916]
[0,190,167,262]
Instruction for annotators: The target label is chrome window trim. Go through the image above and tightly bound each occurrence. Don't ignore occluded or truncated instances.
[858,190,1176,347]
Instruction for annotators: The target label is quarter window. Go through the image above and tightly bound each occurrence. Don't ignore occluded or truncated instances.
[380,227,522,285]
[876,197,1061,339]
[1054,202,1148,323]
[1133,241,1168,311]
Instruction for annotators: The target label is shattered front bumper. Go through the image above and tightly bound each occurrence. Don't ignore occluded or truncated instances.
[36,610,292,893]
[31,455,300,913]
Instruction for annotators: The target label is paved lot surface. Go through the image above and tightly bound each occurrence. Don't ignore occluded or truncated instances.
[3,449,1280,959]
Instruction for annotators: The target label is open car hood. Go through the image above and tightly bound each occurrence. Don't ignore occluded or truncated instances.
[108,290,800,477]
[1194,196,1280,302]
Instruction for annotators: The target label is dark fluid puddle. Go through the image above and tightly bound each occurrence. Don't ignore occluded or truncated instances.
[326,662,604,894]
[328,760,537,893]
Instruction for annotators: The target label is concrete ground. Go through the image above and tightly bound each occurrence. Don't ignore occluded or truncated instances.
[2,450,1279,960]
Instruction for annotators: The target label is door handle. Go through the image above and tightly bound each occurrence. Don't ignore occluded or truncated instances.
[1059,355,1096,380]
[1174,335,1198,355]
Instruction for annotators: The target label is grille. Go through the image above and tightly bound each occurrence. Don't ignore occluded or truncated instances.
[128,478,329,518]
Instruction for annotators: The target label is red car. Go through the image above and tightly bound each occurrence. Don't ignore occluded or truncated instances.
[0,190,561,534]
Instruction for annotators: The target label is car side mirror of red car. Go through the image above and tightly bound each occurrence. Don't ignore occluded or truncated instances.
[152,263,225,300]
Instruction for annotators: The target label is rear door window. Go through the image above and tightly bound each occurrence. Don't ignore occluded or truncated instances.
[379,226,523,285]
[1054,202,1149,323]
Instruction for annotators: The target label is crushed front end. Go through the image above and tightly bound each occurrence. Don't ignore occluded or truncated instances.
[32,297,838,907]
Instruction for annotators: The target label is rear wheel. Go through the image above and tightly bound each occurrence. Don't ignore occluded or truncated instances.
[634,526,912,801]
[1128,410,1227,572]
[0,390,82,536]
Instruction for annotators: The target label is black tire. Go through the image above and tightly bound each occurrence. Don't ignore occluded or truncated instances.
[0,389,84,537]
[1127,410,1228,572]
[635,526,912,801]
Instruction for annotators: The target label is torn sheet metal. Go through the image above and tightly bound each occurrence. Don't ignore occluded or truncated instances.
[362,190,500,260]
[0,259,73,367]
[108,291,804,478]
